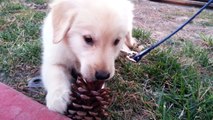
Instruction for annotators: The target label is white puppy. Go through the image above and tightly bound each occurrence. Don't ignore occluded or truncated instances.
[41,0,136,113]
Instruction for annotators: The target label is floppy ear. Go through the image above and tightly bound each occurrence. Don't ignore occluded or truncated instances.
[51,1,77,44]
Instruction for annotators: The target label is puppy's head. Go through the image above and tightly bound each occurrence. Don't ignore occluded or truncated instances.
[51,0,134,81]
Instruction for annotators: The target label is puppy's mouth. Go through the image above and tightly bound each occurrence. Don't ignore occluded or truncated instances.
[70,68,105,90]
[71,68,79,80]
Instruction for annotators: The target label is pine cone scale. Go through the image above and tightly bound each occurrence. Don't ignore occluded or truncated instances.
[72,103,82,108]
[68,110,76,114]
[84,116,93,120]
[82,105,93,110]
[80,94,90,100]
[76,111,87,116]
[91,91,100,96]
[95,96,103,101]
[94,117,101,120]
[88,111,98,116]
[77,87,88,93]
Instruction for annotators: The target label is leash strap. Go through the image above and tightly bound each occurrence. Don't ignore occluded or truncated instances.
[129,0,213,62]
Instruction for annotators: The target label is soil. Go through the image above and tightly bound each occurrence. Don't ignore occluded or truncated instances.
[133,0,213,43]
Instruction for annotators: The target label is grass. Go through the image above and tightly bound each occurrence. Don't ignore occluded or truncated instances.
[0,1,44,75]
[0,0,213,120]
[0,0,46,102]
[197,10,213,27]
[109,42,213,119]
[25,0,47,5]
[182,41,212,67]
[132,28,152,44]
[200,33,213,47]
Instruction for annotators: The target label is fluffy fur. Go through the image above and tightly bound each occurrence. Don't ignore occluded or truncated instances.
[41,0,136,113]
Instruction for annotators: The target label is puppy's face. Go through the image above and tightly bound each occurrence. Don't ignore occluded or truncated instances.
[51,0,133,81]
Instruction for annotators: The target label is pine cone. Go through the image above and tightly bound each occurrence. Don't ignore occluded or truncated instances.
[66,77,112,120]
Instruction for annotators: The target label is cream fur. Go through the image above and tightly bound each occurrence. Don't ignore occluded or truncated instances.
[41,0,135,113]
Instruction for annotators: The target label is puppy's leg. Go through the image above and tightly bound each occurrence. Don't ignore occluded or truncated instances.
[42,64,71,114]
[125,31,138,49]
[121,32,138,54]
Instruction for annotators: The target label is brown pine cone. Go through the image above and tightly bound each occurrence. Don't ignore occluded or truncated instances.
[65,77,112,120]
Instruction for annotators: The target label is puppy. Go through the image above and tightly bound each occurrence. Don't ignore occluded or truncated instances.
[41,0,136,113]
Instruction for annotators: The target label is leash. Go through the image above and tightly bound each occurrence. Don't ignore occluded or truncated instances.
[128,0,213,62]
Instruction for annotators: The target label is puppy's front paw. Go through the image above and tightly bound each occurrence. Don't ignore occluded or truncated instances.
[46,89,70,114]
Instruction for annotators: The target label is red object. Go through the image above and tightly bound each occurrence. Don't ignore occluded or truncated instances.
[0,83,69,120]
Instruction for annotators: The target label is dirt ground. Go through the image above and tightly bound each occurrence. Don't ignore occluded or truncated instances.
[133,0,212,42]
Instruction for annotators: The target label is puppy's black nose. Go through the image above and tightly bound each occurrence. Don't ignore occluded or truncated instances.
[95,71,110,80]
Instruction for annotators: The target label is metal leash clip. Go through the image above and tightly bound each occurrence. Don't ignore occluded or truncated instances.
[126,52,137,63]
[121,49,138,63]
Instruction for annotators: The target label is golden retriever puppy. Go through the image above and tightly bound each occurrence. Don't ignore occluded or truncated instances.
[41,0,136,113]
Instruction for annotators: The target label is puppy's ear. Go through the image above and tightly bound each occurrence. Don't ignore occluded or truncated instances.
[51,1,77,44]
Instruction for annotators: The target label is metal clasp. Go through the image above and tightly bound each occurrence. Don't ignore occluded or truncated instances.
[121,50,137,63]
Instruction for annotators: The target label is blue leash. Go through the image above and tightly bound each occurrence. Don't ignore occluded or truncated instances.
[130,0,213,62]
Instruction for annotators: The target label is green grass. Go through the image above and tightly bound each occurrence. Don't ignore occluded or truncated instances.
[197,11,213,26]
[132,28,152,44]
[200,33,213,47]
[182,41,212,67]
[0,0,45,85]
[25,0,47,5]
[193,11,213,27]
[0,0,213,120]
[109,44,213,119]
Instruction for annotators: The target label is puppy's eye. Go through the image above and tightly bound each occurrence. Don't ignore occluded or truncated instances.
[83,35,94,46]
[113,39,120,46]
